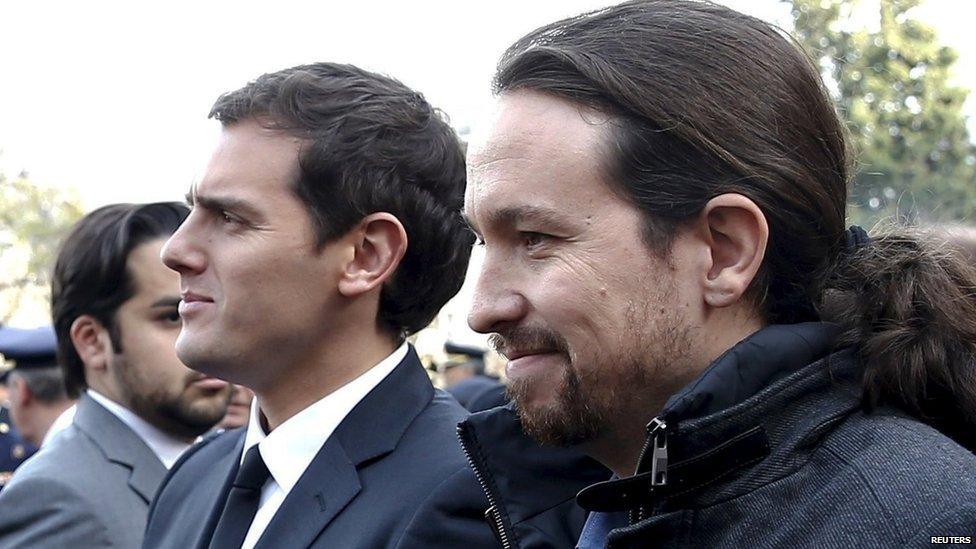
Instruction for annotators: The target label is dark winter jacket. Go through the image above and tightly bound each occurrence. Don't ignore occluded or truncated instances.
[463,323,976,548]
[458,406,610,548]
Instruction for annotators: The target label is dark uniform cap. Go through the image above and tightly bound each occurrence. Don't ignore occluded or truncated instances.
[439,341,487,372]
[0,326,58,371]
[444,341,486,360]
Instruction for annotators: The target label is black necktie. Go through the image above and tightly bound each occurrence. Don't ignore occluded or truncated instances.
[210,445,271,549]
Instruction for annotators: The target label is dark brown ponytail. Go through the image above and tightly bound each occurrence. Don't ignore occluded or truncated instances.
[819,229,976,448]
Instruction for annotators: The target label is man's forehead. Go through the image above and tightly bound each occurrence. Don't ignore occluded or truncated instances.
[468,90,614,165]
[466,92,616,226]
[125,238,179,300]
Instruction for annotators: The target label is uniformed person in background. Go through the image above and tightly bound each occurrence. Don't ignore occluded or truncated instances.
[439,342,506,412]
[0,327,67,490]
[0,369,34,491]
[0,327,75,451]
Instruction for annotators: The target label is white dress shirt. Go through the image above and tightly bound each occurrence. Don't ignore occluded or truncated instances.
[87,390,193,469]
[239,343,408,549]
[41,403,76,447]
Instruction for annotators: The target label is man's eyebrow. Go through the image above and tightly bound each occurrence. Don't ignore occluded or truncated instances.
[193,193,265,222]
[151,297,182,308]
[486,205,574,231]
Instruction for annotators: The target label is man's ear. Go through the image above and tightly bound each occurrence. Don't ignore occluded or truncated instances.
[11,376,31,407]
[69,315,113,373]
[337,213,408,298]
[698,193,768,308]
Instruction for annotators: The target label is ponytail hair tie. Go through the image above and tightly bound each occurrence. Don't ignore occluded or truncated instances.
[844,225,870,251]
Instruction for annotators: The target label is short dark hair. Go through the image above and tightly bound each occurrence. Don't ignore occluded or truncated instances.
[52,202,189,398]
[209,63,473,340]
[9,367,68,404]
[498,0,976,444]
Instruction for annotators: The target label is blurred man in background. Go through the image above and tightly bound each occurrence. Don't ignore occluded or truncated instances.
[439,342,505,412]
[0,202,232,548]
[1,327,75,448]
[216,384,253,430]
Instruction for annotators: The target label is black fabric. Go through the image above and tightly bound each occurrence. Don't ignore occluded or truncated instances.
[457,404,609,548]
[598,324,976,547]
[660,322,839,422]
[447,375,505,412]
[209,445,270,549]
[464,323,976,548]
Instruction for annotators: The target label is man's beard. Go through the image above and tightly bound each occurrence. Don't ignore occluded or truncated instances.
[493,302,693,448]
[113,355,229,439]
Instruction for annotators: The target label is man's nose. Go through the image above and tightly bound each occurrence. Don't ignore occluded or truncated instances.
[160,214,204,275]
[467,253,528,334]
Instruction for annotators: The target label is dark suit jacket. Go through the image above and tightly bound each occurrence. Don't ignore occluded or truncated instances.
[143,347,496,548]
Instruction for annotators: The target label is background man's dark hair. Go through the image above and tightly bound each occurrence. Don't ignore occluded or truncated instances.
[8,368,68,404]
[495,0,976,446]
[209,62,473,340]
[51,202,189,398]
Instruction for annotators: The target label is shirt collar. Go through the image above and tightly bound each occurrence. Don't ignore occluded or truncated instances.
[86,389,193,469]
[241,342,409,493]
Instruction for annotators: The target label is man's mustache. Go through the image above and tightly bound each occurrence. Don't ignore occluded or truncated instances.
[488,327,570,360]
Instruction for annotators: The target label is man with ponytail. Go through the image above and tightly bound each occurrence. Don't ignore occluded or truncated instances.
[459,1,976,546]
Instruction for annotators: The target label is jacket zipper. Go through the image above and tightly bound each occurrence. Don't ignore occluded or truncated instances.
[630,417,669,521]
[457,423,514,549]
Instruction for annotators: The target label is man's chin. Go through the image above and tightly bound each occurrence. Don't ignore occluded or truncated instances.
[509,385,597,447]
[176,337,230,379]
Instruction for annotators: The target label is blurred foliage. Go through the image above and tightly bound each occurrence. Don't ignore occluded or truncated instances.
[785,0,976,225]
[0,168,83,323]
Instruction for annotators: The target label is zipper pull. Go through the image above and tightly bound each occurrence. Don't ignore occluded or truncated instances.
[646,417,669,487]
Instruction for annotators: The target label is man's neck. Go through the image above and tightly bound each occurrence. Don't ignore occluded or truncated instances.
[255,330,400,431]
[587,310,766,478]
[27,400,72,447]
[582,424,651,479]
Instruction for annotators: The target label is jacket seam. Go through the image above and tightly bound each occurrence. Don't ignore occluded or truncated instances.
[821,444,903,544]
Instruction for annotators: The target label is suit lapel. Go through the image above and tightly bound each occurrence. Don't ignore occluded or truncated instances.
[193,433,246,549]
[254,346,435,548]
[253,436,361,548]
[72,394,166,503]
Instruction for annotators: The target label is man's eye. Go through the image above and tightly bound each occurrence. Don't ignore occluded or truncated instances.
[219,211,236,224]
[521,232,549,249]
[161,311,181,324]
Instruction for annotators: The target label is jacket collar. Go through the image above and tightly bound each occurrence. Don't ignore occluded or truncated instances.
[579,322,863,513]
[72,393,167,503]
[248,345,435,548]
[458,404,610,546]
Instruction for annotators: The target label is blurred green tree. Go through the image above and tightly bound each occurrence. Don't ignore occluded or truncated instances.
[0,168,83,323]
[785,0,976,225]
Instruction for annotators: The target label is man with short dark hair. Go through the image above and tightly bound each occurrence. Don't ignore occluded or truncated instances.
[0,202,232,548]
[460,1,976,547]
[145,63,501,549]
[1,327,74,448]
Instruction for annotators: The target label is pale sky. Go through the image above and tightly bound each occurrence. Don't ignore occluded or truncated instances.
[1,0,971,210]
